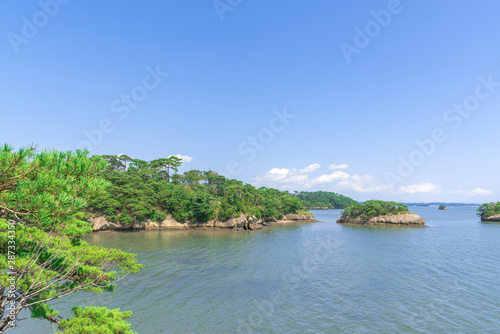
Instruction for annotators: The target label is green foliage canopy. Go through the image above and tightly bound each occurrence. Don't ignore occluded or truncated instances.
[0,145,109,237]
[477,202,500,218]
[58,306,137,334]
[341,200,410,219]
[294,191,357,209]
[88,156,304,225]
[0,145,141,332]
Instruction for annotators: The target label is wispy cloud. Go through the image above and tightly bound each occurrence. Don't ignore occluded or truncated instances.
[254,164,329,188]
[337,174,391,193]
[311,171,350,185]
[253,163,474,200]
[329,163,349,170]
[449,188,492,196]
[301,163,321,173]
[399,182,441,194]
[254,164,386,192]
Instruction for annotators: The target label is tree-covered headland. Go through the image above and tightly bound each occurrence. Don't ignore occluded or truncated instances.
[341,200,410,219]
[293,191,357,209]
[477,202,500,219]
[87,154,305,226]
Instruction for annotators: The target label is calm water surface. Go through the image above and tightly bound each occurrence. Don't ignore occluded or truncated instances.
[14,206,500,333]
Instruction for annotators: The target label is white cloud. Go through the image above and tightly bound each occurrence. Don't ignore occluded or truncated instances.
[399,183,441,194]
[254,163,347,188]
[255,166,311,187]
[311,171,349,185]
[301,163,321,173]
[329,163,349,170]
[170,154,193,163]
[450,188,492,196]
[255,165,394,193]
[337,174,391,193]
[266,168,290,182]
[473,188,492,195]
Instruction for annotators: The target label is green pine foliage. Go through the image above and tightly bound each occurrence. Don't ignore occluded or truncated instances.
[58,306,137,334]
[0,145,110,237]
[294,191,358,209]
[87,156,305,224]
[341,200,410,219]
[477,202,500,218]
[0,145,141,332]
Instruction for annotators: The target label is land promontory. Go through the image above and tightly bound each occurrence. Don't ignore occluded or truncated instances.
[478,202,500,222]
[337,200,426,227]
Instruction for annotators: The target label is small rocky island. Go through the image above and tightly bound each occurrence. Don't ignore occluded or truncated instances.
[477,202,500,222]
[438,205,448,210]
[337,200,426,227]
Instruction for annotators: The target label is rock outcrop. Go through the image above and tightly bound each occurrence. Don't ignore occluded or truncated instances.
[481,214,500,222]
[305,207,330,210]
[275,214,318,223]
[336,213,426,226]
[88,213,317,232]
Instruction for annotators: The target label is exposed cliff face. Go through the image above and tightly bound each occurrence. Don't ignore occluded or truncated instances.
[275,214,318,223]
[336,213,426,226]
[305,207,330,210]
[89,213,317,232]
[481,214,500,222]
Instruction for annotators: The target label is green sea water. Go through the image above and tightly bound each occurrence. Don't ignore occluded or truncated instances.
[13,206,500,333]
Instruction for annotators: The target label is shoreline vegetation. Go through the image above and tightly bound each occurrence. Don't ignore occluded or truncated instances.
[0,145,142,333]
[85,154,318,232]
[337,200,426,226]
[477,202,500,222]
[294,191,357,209]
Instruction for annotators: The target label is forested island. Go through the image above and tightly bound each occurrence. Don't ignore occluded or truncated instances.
[293,191,357,209]
[477,202,500,222]
[438,205,448,210]
[86,154,315,231]
[337,200,426,226]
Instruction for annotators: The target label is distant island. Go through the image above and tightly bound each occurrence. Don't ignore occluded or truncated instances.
[438,205,448,210]
[477,202,500,222]
[403,202,480,207]
[294,191,358,209]
[337,200,426,226]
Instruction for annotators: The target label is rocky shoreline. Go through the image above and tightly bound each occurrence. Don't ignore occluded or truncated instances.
[336,212,426,227]
[88,213,318,232]
[481,214,500,222]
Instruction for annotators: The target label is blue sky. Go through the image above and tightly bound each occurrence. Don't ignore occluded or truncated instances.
[1,0,499,203]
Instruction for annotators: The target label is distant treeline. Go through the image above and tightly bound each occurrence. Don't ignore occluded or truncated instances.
[403,202,480,207]
[293,191,357,209]
[87,154,304,225]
